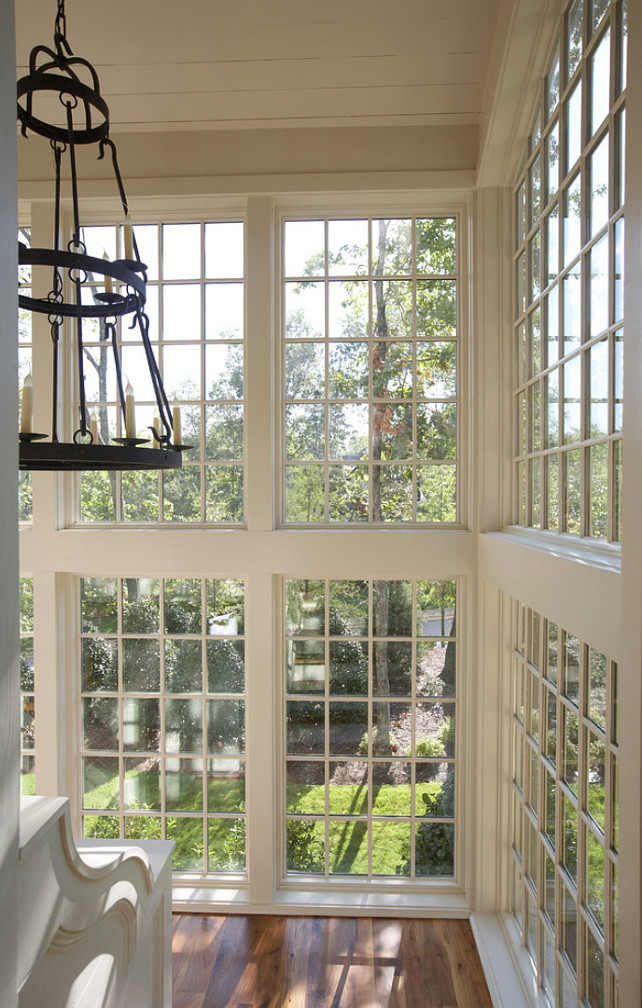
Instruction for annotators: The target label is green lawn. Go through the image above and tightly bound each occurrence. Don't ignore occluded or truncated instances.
[31,768,450,876]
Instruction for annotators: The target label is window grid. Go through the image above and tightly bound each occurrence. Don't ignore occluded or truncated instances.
[18,226,32,523]
[513,0,626,541]
[511,601,619,1007]
[79,576,246,876]
[284,578,457,881]
[281,217,459,525]
[19,577,35,794]
[77,220,244,525]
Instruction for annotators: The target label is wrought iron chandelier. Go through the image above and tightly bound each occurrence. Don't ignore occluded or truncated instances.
[17,0,188,470]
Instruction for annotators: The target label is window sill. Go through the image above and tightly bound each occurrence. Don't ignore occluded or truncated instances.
[490,526,621,575]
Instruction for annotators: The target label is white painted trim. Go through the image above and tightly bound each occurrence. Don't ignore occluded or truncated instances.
[471,912,543,1008]
[172,884,471,917]
[478,529,622,661]
[478,0,563,188]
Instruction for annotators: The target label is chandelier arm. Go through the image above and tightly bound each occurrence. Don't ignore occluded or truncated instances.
[99,138,129,221]
[136,312,173,434]
[50,321,60,443]
[65,102,82,248]
[108,321,129,433]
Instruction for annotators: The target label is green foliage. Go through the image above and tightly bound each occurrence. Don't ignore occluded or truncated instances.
[286,819,325,873]
[358,727,396,755]
[398,767,456,877]
[416,736,445,758]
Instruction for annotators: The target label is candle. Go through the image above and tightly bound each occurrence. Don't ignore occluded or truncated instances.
[125,381,136,439]
[124,222,133,260]
[90,412,99,444]
[152,413,161,441]
[172,406,182,445]
[20,372,32,434]
[103,253,112,294]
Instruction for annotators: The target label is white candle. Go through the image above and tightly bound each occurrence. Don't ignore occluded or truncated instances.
[90,412,99,444]
[103,253,112,294]
[124,222,133,260]
[125,381,136,439]
[20,372,32,434]
[172,406,182,445]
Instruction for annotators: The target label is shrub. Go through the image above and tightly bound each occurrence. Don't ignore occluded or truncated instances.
[358,727,397,754]
[416,735,445,758]
[286,819,325,872]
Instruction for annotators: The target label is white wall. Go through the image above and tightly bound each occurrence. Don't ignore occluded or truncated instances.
[0,1,20,1005]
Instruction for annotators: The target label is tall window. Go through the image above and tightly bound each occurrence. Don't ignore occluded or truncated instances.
[511,602,619,1006]
[18,227,32,523]
[513,0,626,540]
[282,217,459,525]
[19,577,35,795]
[284,578,457,879]
[80,577,246,874]
[78,220,244,524]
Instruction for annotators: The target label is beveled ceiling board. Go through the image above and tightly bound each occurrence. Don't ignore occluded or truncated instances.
[15,0,501,132]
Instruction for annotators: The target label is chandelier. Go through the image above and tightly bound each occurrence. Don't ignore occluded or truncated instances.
[17,0,189,470]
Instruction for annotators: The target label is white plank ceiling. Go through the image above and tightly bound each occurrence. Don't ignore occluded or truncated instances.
[16,0,501,132]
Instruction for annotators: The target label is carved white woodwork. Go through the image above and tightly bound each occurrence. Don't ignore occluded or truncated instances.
[18,796,173,1008]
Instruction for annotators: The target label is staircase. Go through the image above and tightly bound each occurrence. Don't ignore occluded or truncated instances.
[18,796,173,1008]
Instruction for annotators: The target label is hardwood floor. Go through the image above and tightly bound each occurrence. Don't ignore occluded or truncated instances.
[172,913,493,1008]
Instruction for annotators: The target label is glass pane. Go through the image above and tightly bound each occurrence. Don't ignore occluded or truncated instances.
[285,466,325,522]
[286,760,324,813]
[416,218,457,274]
[123,640,160,692]
[165,760,204,811]
[566,82,583,171]
[563,175,582,266]
[591,29,611,135]
[207,817,245,871]
[207,699,244,754]
[163,223,200,280]
[123,698,160,751]
[328,280,368,339]
[82,638,118,692]
[563,355,581,443]
[286,819,324,873]
[207,640,244,693]
[205,222,243,279]
[590,235,609,338]
[328,580,368,636]
[567,0,583,80]
[285,282,324,339]
[328,342,368,398]
[205,283,244,341]
[83,756,119,809]
[284,220,324,276]
[590,134,609,237]
[205,344,243,401]
[328,219,369,275]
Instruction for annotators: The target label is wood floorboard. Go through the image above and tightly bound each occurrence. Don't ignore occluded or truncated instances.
[172,913,492,1008]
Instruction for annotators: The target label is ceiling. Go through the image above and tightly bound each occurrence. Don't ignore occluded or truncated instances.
[15,0,503,134]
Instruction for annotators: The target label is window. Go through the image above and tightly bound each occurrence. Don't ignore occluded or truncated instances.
[282,217,459,524]
[18,226,32,523]
[511,601,619,1005]
[513,0,626,540]
[78,220,244,524]
[21,194,470,904]
[284,578,457,879]
[80,576,247,873]
[19,577,35,794]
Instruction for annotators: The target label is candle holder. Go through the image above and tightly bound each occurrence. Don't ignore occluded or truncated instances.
[17,0,185,473]
[112,437,151,447]
[19,432,47,443]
